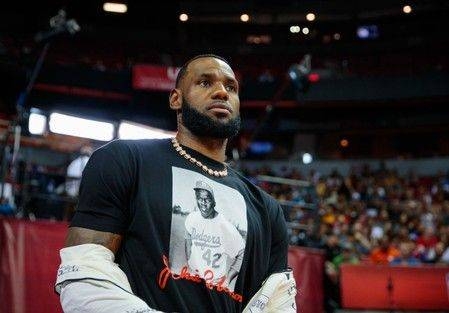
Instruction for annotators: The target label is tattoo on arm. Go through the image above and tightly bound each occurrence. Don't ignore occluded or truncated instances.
[65,227,123,254]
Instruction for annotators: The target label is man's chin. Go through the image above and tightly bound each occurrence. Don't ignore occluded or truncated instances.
[206,111,233,122]
[181,104,241,138]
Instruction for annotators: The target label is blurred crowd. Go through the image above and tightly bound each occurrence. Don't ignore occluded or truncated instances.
[242,164,449,309]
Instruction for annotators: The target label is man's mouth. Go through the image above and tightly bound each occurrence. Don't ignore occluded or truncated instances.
[207,102,233,115]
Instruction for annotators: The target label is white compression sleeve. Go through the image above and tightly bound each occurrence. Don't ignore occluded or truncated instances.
[242,269,297,313]
[56,243,165,313]
[60,280,162,313]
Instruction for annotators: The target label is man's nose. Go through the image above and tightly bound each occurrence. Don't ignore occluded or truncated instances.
[211,83,229,101]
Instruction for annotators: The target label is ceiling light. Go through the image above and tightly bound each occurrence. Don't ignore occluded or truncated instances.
[246,35,272,44]
[118,121,175,140]
[306,13,316,21]
[302,27,310,35]
[357,25,379,39]
[103,2,127,14]
[302,153,313,164]
[28,112,47,135]
[403,5,412,14]
[340,139,349,147]
[240,14,250,22]
[49,112,114,141]
[290,25,300,33]
[179,13,189,22]
[333,33,341,40]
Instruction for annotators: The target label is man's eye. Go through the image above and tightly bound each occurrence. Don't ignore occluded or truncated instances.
[199,80,210,87]
[226,85,237,92]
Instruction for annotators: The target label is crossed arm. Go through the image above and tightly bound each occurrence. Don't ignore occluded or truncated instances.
[64,226,123,252]
[57,227,163,312]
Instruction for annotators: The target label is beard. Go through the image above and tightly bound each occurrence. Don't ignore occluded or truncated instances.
[181,97,241,139]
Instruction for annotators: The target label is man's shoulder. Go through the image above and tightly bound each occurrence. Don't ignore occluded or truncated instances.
[95,138,170,155]
[99,138,169,149]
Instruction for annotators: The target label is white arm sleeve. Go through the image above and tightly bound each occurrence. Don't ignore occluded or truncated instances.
[55,243,165,313]
[60,280,161,313]
[242,269,297,313]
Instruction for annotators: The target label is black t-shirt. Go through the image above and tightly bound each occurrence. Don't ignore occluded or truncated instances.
[70,139,288,313]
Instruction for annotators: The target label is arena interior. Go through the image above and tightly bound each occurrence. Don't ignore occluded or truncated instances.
[1,1,449,312]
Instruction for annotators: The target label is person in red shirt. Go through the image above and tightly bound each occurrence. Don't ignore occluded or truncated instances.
[416,227,439,248]
[370,237,400,264]
[416,227,439,262]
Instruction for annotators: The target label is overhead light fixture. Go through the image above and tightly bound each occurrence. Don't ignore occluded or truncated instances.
[306,13,316,21]
[357,25,379,39]
[103,2,128,14]
[179,13,189,22]
[118,121,175,140]
[340,139,349,147]
[290,25,300,33]
[403,5,412,14]
[240,14,250,22]
[49,112,114,141]
[302,153,313,164]
[28,112,47,135]
[246,35,271,44]
[302,27,310,35]
[333,33,341,40]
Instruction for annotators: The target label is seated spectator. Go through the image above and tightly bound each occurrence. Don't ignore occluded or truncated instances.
[332,242,360,270]
[323,234,342,262]
[370,237,400,264]
[415,226,439,263]
[390,241,421,266]
[435,242,449,264]
[0,196,14,216]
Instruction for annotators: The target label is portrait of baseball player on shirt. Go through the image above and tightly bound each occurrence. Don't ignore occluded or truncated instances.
[184,180,245,288]
[168,167,248,293]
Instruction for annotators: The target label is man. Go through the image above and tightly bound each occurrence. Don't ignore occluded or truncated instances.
[65,145,93,197]
[55,54,294,312]
[185,180,245,289]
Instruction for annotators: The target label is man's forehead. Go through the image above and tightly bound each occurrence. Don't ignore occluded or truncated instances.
[187,57,235,78]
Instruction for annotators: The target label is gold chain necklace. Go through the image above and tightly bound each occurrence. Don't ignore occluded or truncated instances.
[171,137,228,177]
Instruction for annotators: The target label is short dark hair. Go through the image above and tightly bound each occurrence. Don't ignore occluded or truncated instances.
[175,54,231,88]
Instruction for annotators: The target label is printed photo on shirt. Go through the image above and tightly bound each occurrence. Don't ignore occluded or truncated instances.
[169,167,247,291]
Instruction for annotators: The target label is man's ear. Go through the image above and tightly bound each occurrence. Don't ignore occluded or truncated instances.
[169,88,182,111]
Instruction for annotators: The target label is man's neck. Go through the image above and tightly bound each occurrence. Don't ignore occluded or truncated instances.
[176,126,228,162]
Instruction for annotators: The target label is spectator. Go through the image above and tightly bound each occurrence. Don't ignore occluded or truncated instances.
[0,196,14,216]
[415,226,439,262]
[370,237,400,264]
[390,241,421,265]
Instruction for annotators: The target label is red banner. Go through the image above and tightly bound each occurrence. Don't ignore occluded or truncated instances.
[288,246,325,313]
[0,218,67,313]
[132,64,180,91]
[341,264,449,310]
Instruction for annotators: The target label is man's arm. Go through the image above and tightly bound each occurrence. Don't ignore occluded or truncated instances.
[55,141,165,312]
[64,227,123,253]
[57,227,165,312]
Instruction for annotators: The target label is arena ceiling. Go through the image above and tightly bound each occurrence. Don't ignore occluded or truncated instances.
[1,0,449,55]
[1,0,449,154]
